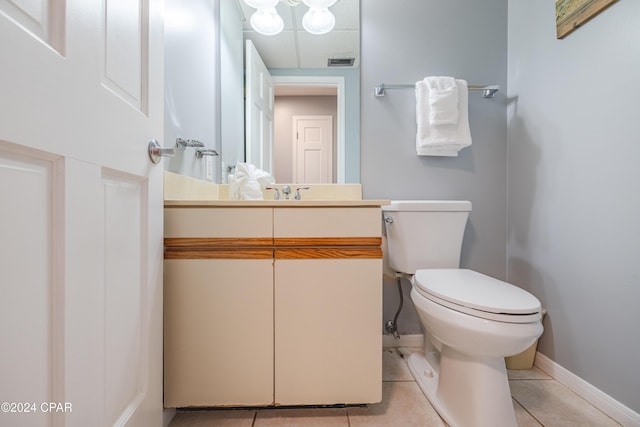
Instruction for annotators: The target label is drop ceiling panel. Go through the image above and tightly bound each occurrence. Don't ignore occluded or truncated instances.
[297,30,359,68]
[244,31,299,69]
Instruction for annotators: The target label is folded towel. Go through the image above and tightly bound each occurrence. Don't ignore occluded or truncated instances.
[425,76,459,125]
[230,162,275,200]
[415,78,472,157]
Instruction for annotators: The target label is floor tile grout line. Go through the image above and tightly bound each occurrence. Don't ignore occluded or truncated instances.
[512,395,545,426]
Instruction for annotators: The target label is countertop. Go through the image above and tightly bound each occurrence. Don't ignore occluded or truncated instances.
[164,199,390,207]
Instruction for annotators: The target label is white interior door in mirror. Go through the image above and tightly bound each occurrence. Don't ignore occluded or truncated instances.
[293,115,334,183]
[245,40,274,174]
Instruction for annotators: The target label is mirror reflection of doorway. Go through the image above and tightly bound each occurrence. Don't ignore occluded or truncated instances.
[273,86,337,183]
[244,42,347,183]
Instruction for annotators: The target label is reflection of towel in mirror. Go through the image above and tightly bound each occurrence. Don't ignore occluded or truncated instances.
[415,78,472,157]
[230,163,275,200]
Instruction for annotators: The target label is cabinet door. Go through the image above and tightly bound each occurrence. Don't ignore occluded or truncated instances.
[274,258,382,405]
[164,258,273,407]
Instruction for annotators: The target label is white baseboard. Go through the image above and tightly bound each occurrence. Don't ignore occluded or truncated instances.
[382,333,424,348]
[534,352,640,427]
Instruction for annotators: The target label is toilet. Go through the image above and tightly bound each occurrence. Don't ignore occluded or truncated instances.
[382,200,543,427]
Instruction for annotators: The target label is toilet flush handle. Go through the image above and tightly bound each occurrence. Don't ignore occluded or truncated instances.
[384,215,394,224]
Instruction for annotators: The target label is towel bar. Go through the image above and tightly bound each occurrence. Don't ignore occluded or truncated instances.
[374,83,499,98]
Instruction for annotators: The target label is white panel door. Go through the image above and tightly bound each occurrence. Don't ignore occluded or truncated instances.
[0,1,164,426]
[293,115,333,183]
[245,40,274,174]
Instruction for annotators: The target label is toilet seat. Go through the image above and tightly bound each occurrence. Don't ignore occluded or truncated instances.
[413,269,542,323]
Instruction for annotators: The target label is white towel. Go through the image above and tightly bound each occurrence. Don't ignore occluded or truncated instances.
[415,78,472,157]
[231,162,275,200]
[425,76,459,125]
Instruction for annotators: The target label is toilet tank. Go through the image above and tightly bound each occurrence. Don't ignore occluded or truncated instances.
[382,200,471,274]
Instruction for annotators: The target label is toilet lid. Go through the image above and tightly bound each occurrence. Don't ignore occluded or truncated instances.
[413,269,541,319]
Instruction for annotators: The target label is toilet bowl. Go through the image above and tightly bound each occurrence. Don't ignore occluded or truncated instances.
[409,269,542,427]
[381,201,543,427]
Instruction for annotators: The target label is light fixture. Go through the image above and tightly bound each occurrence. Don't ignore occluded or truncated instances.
[243,0,339,36]
[244,0,284,35]
[250,8,284,35]
[302,7,335,35]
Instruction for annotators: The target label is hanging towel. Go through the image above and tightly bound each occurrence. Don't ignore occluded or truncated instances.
[425,76,459,125]
[415,78,472,157]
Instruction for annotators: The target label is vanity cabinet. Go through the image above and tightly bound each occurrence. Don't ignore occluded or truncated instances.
[163,204,383,408]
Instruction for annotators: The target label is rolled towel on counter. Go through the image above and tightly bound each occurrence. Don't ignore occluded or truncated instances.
[231,162,275,200]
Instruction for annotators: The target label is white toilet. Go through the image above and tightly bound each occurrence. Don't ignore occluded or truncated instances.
[382,200,543,427]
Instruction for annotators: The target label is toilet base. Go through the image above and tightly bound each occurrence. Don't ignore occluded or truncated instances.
[407,349,517,427]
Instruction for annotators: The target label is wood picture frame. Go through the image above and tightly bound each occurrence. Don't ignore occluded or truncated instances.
[556,0,618,39]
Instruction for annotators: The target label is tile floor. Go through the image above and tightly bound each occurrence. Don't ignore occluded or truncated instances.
[169,347,621,426]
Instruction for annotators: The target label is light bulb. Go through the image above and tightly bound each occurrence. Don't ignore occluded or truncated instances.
[302,8,335,35]
[250,8,284,36]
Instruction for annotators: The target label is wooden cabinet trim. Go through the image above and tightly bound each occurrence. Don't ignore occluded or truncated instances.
[165,248,274,260]
[165,237,273,248]
[165,237,383,260]
[275,247,382,259]
[274,237,381,247]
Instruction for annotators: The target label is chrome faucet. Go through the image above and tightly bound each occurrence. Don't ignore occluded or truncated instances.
[281,185,292,199]
[266,185,308,200]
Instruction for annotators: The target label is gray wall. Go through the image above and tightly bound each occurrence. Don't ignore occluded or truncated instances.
[507,1,640,413]
[360,0,508,333]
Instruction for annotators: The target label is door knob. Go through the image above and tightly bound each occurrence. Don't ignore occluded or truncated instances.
[148,140,176,164]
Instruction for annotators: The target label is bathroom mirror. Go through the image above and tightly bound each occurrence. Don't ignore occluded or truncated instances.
[221,0,361,184]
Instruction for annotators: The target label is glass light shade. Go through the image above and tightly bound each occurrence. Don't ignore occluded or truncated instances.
[302,8,335,35]
[250,8,284,36]
[302,0,337,8]
[244,0,279,9]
